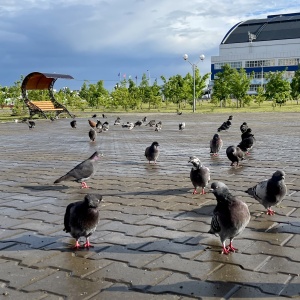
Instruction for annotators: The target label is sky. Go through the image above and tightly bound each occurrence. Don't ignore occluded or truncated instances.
[1,0,300,91]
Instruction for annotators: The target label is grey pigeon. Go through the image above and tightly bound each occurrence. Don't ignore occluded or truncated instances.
[179,122,185,130]
[142,116,147,122]
[114,117,121,125]
[145,141,159,164]
[226,145,245,167]
[210,133,223,156]
[54,151,100,188]
[134,120,143,127]
[70,120,77,128]
[146,120,156,127]
[64,194,102,249]
[217,121,229,132]
[188,156,210,195]
[102,121,109,132]
[22,119,35,129]
[240,122,248,134]
[88,128,97,142]
[155,122,162,131]
[245,170,287,215]
[122,122,134,129]
[96,120,102,132]
[241,128,254,141]
[208,181,250,254]
[238,136,255,154]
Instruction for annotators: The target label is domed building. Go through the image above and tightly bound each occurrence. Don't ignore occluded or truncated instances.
[210,12,300,94]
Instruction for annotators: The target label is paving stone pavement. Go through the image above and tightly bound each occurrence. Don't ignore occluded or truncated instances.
[0,111,299,299]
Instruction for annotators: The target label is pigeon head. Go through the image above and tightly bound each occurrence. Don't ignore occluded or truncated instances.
[188,156,202,169]
[213,133,220,140]
[151,141,160,147]
[89,151,101,161]
[246,128,252,133]
[84,194,103,208]
[210,181,230,197]
[228,115,233,120]
[242,122,247,125]
[272,170,285,181]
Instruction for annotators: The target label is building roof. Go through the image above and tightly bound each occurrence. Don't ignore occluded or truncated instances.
[221,12,300,44]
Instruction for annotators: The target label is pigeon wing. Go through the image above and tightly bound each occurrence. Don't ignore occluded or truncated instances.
[64,202,75,232]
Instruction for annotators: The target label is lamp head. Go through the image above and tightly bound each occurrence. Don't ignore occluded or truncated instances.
[183,54,188,61]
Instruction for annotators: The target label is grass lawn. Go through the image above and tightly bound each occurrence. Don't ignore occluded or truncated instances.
[1,100,300,122]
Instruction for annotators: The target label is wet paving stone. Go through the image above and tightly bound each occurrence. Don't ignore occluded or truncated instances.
[0,112,300,298]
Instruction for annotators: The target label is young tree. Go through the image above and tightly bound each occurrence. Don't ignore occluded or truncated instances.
[230,68,252,108]
[254,86,266,106]
[264,71,291,107]
[290,66,300,104]
[211,64,234,107]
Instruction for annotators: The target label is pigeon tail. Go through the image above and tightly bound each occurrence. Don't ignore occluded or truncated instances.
[54,174,75,184]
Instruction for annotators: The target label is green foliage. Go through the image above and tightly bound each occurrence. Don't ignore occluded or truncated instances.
[264,71,291,106]
[212,65,252,108]
[291,65,300,104]
[254,86,266,106]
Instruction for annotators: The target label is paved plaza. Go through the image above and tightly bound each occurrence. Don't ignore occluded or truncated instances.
[0,111,299,299]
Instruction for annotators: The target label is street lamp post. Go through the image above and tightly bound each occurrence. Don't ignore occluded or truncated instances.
[183,54,205,112]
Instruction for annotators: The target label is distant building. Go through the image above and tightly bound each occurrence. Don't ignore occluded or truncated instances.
[211,12,300,94]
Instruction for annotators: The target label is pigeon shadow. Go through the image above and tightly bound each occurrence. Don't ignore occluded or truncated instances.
[104,280,296,298]
[101,187,191,197]
[21,185,69,191]
[0,234,59,251]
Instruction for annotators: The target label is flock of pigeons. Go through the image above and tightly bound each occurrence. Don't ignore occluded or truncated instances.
[47,112,287,254]
[188,115,287,254]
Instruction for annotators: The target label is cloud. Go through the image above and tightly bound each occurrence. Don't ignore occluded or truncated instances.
[1,0,300,90]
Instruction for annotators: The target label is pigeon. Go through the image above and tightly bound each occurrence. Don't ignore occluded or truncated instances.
[102,113,107,118]
[245,170,287,215]
[92,114,97,118]
[241,128,254,140]
[88,119,97,129]
[102,121,109,132]
[64,194,102,249]
[145,141,160,164]
[208,181,250,254]
[22,119,35,129]
[142,116,147,122]
[122,122,134,129]
[54,151,100,188]
[134,120,143,127]
[240,122,248,134]
[218,116,232,132]
[155,122,162,131]
[146,120,156,127]
[237,136,255,154]
[217,121,229,132]
[114,117,121,125]
[70,120,77,128]
[88,128,97,142]
[179,122,185,130]
[226,145,245,167]
[188,156,210,195]
[96,120,102,132]
[177,111,183,115]
[210,133,223,156]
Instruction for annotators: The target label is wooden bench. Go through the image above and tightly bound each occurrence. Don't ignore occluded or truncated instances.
[31,101,64,111]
